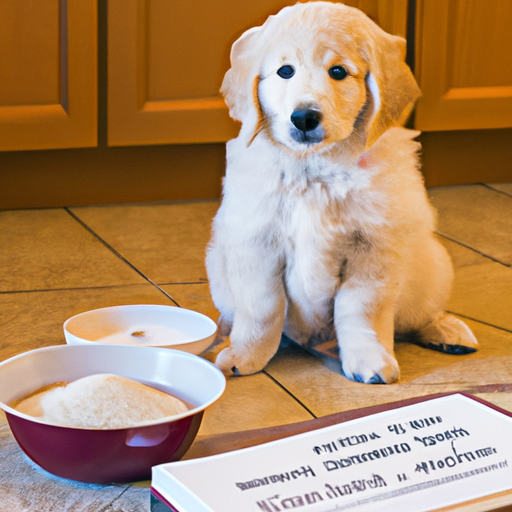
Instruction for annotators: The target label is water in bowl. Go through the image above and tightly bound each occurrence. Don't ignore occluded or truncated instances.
[98,324,188,346]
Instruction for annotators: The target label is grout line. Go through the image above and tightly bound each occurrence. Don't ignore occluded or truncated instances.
[69,197,219,210]
[263,370,318,419]
[0,283,175,295]
[103,486,132,510]
[158,280,209,286]
[0,282,209,295]
[149,286,182,307]
[0,197,219,214]
[436,232,511,268]
[63,208,181,307]
[447,310,512,335]
[481,183,512,199]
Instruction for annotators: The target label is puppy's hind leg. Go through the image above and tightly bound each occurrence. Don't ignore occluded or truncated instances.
[401,238,478,355]
[414,314,478,355]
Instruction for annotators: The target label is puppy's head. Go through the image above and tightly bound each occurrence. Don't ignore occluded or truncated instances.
[222,2,420,152]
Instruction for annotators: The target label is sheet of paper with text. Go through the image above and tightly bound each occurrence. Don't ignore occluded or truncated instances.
[152,394,512,512]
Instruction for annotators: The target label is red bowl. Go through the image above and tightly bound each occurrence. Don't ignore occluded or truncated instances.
[0,345,225,483]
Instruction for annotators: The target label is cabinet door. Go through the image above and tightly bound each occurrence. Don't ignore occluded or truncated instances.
[107,0,407,146]
[0,0,97,151]
[414,0,512,131]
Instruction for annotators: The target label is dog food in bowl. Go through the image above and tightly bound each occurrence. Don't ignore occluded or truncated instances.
[11,373,189,429]
[0,344,226,483]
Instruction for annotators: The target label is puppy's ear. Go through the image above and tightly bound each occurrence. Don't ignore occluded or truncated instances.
[221,26,263,123]
[221,5,296,125]
[363,32,421,147]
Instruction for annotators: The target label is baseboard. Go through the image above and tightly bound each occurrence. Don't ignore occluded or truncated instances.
[0,143,226,209]
[1,129,511,209]
[419,128,512,187]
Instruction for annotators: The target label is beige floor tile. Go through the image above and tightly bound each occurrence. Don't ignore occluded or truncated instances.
[438,236,490,269]
[161,282,219,322]
[0,284,175,361]
[267,343,432,416]
[474,392,512,413]
[0,209,145,292]
[487,182,512,196]
[106,486,150,511]
[198,372,313,436]
[448,261,512,331]
[429,184,512,265]
[71,202,219,283]
[397,318,512,384]
[0,425,148,511]
[266,319,512,417]
[435,236,511,330]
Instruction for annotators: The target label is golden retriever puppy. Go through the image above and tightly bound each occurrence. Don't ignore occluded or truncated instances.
[206,1,478,383]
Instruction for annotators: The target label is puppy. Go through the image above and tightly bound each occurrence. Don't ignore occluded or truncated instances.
[206,1,478,384]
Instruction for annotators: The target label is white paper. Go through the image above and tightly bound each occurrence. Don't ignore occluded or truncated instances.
[152,394,512,512]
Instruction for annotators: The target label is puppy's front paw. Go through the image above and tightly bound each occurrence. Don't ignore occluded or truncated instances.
[215,346,266,376]
[340,343,399,384]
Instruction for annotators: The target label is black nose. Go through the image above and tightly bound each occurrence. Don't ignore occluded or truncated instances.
[290,109,322,132]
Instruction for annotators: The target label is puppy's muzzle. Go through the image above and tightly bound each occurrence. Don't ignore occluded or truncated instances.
[290,108,325,144]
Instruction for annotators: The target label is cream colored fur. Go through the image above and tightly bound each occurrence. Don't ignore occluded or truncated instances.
[206,1,478,383]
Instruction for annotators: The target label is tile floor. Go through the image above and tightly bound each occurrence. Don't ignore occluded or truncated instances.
[1,183,512,510]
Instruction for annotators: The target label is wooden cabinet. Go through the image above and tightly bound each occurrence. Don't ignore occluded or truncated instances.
[106,0,408,146]
[0,0,412,208]
[414,0,512,131]
[1,0,510,150]
[107,0,238,146]
[0,0,409,150]
[1,0,509,203]
[0,0,97,151]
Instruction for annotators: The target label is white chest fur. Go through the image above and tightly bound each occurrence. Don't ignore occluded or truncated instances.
[212,129,412,341]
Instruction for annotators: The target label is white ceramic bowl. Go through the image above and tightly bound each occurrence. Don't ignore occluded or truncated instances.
[0,344,226,483]
[64,304,217,355]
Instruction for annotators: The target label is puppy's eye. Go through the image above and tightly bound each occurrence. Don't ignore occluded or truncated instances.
[277,65,295,79]
[328,66,348,81]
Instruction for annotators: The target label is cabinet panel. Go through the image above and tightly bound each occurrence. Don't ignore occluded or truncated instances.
[0,1,60,107]
[447,2,512,89]
[414,0,512,131]
[0,0,97,151]
[107,0,407,146]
